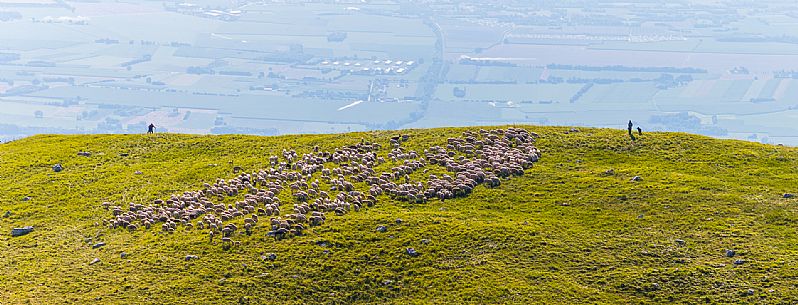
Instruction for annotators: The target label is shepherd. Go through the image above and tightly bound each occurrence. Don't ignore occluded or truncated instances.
[147,123,156,134]
[627,120,633,136]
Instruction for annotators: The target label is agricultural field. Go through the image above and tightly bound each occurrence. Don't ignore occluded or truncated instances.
[1,1,798,145]
[435,83,584,103]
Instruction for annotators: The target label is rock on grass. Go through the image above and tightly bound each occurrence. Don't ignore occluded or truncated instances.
[11,226,33,237]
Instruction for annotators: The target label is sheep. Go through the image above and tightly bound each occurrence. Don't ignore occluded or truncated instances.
[309,216,325,226]
[103,128,541,250]
[268,228,289,240]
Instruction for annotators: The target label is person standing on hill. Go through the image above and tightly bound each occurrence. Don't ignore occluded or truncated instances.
[627,120,633,136]
[147,123,156,134]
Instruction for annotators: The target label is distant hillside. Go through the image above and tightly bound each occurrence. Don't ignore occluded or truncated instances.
[1,126,797,304]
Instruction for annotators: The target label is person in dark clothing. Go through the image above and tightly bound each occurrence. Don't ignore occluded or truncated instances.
[637,127,642,136]
[147,123,156,134]
[627,120,633,136]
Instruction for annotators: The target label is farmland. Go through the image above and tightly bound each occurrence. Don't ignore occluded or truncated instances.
[1,1,798,144]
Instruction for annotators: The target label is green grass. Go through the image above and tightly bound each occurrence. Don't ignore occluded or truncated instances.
[1,126,798,304]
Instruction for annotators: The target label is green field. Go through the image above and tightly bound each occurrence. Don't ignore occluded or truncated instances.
[435,83,584,102]
[27,86,421,125]
[579,83,660,104]
[2,126,798,303]
[474,66,544,83]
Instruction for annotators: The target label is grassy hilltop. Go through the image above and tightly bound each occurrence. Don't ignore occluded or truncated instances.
[1,126,798,304]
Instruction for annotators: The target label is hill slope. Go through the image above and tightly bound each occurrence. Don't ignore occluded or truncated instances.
[1,126,798,304]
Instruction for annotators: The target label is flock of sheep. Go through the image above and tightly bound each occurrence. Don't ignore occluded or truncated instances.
[103,128,541,247]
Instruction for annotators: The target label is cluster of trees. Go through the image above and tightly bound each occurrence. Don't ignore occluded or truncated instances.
[569,83,593,103]
[121,55,152,68]
[297,89,367,100]
[0,123,77,136]
[547,64,706,74]
[211,126,278,136]
[774,70,798,79]
[718,35,798,44]
[219,71,252,76]
[0,52,19,62]
[26,61,55,67]
[453,87,466,98]
[459,57,517,67]
[1,85,47,97]
[95,38,119,44]
[0,11,21,22]
[327,32,347,42]
[187,66,215,75]
[654,74,693,89]
[650,112,727,136]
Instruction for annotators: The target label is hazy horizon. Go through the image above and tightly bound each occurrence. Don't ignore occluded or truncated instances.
[2,0,798,144]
